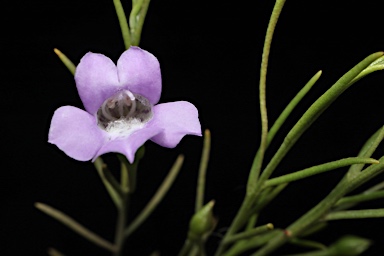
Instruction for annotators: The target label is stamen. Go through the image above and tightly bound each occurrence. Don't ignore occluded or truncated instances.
[118,96,125,117]
[101,100,118,121]
[96,89,153,137]
[127,96,136,118]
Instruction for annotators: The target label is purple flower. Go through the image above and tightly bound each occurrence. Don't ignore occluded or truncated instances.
[48,46,201,163]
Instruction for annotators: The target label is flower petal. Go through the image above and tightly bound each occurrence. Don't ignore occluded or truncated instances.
[48,106,105,161]
[150,101,202,148]
[117,46,162,105]
[75,52,120,115]
[94,126,163,163]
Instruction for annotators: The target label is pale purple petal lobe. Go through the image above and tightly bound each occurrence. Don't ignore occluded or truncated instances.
[150,101,202,148]
[117,46,162,105]
[75,52,120,115]
[48,106,105,161]
[50,48,199,163]
[94,126,163,163]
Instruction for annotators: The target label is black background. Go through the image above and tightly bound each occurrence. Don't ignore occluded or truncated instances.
[3,0,384,255]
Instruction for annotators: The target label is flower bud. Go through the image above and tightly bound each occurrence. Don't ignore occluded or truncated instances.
[330,235,371,256]
[188,200,217,241]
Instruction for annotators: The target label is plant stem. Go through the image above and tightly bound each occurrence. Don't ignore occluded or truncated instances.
[113,0,131,49]
[325,209,384,221]
[130,0,151,46]
[251,156,384,256]
[113,194,129,256]
[215,2,287,255]
[247,70,321,195]
[251,0,287,189]
[334,190,384,208]
[263,157,379,187]
[35,203,117,252]
[223,223,274,245]
[196,129,211,212]
[124,155,184,238]
[214,197,254,256]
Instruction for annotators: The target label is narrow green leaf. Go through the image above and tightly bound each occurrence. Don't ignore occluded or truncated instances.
[349,55,384,84]
[124,155,184,238]
[251,155,384,256]
[346,155,384,194]
[365,181,384,192]
[178,239,194,256]
[196,129,211,212]
[119,155,130,193]
[283,235,371,256]
[335,190,384,208]
[35,202,117,252]
[129,0,143,32]
[214,2,287,253]
[113,0,131,49]
[130,0,151,46]
[247,70,322,194]
[253,0,287,198]
[347,126,384,177]
[325,209,384,220]
[54,48,76,75]
[94,157,122,208]
[253,183,288,214]
[224,223,274,245]
[257,52,384,190]
[267,71,323,150]
[298,222,328,238]
[47,248,66,256]
[223,230,281,256]
[117,147,144,194]
[264,157,379,188]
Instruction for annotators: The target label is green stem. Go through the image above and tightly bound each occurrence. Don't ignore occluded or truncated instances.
[240,156,384,255]
[253,183,288,213]
[254,52,383,197]
[347,126,384,177]
[251,156,384,256]
[196,129,211,212]
[113,0,131,49]
[247,70,321,194]
[215,2,287,255]
[113,194,129,256]
[223,230,281,256]
[253,0,287,190]
[124,155,184,238]
[35,202,117,252]
[117,153,139,193]
[334,190,384,208]
[129,0,143,30]
[130,0,151,46]
[214,197,254,256]
[223,223,274,245]
[113,153,141,255]
[94,157,122,208]
[325,209,384,221]
[264,157,379,187]
[349,55,384,84]
[178,239,194,256]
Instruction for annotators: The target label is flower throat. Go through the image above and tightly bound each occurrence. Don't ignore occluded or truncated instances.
[97,90,153,135]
